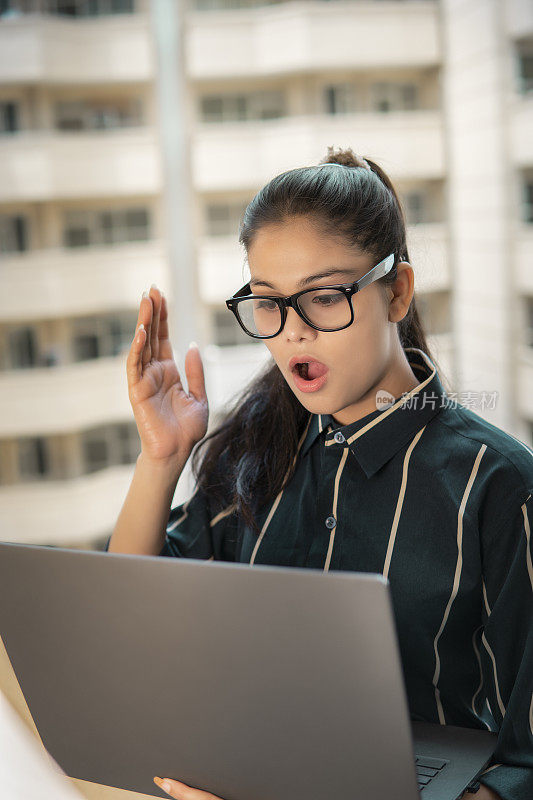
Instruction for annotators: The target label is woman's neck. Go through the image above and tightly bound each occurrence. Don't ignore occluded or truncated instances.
[332,350,421,427]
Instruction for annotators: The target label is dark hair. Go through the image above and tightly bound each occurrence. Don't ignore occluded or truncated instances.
[190,145,438,537]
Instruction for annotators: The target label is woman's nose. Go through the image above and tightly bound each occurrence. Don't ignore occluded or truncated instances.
[283,305,314,338]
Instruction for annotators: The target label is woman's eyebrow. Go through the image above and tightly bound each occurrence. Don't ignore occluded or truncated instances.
[249,266,360,290]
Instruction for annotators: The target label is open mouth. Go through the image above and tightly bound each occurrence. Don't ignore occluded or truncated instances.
[293,361,328,381]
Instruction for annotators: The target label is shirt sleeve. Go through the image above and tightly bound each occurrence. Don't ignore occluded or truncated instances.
[476,491,533,800]
[158,481,239,561]
[102,481,239,561]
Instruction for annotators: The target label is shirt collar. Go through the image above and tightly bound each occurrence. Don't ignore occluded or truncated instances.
[300,347,448,477]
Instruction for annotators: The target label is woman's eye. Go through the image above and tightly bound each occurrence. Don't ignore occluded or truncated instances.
[313,294,343,306]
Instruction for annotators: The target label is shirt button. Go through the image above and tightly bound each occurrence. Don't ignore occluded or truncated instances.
[333,431,345,443]
[325,515,336,529]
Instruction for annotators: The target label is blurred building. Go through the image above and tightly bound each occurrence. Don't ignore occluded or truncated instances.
[0,0,531,549]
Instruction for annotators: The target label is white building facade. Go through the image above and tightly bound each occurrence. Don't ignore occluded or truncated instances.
[0,0,531,548]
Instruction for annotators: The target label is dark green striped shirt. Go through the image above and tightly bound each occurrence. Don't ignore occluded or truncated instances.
[107,347,533,800]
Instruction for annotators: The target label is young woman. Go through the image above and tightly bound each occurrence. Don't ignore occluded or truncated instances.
[107,147,532,800]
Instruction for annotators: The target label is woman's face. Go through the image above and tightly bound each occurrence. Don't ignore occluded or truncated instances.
[246,217,415,423]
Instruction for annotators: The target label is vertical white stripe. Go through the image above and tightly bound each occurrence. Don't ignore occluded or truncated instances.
[249,414,312,565]
[432,444,487,724]
[323,447,349,572]
[382,425,426,579]
[481,630,507,720]
[434,687,443,724]
[471,624,491,729]
[478,495,532,724]
[482,580,491,617]
[522,497,533,590]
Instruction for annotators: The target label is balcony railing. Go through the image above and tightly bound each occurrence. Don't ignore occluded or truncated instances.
[0,129,161,202]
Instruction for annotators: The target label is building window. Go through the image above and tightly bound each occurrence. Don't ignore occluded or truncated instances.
[526,298,533,347]
[2,313,138,371]
[46,0,134,16]
[0,101,18,134]
[7,326,38,369]
[108,313,139,356]
[212,307,261,346]
[0,442,9,486]
[371,82,419,112]
[71,311,138,361]
[253,89,285,120]
[404,191,426,225]
[194,0,282,9]
[0,214,28,253]
[201,95,247,123]
[55,98,143,131]
[63,207,151,248]
[324,83,359,115]
[523,180,533,224]
[117,421,140,464]
[73,326,99,361]
[205,200,248,236]
[101,208,150,243]
[18,437,49,480]
[416,291,451,336]
[516,38,533,94]
[200,89,285,123]
[81,427,109,474]
[81,422,140,474]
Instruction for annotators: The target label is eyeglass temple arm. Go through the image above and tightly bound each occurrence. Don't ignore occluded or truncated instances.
[229,283,252,301]
[356,253,395,291]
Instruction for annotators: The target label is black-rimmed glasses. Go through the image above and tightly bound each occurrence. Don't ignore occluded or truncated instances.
[225,253,396,339]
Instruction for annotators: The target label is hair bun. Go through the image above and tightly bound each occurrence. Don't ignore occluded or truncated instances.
[318,146,372,171]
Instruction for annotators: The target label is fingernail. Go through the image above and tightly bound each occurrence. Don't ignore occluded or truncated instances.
[153,776,169,792]
[142,290,148,299]
[150,283,158,290]
[138,323,144,331]
[189,341,198,349]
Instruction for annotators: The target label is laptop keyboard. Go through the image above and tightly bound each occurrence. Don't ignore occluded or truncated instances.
[414,754,449,791]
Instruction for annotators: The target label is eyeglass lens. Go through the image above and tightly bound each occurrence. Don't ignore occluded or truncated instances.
[237,289,352,337]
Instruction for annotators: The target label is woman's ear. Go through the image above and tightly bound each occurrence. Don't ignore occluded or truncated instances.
[387,262,415,323]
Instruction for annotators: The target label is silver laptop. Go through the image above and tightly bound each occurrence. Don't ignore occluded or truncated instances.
[0,541,496,800]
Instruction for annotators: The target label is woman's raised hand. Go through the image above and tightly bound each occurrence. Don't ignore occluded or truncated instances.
[126,284,209,466]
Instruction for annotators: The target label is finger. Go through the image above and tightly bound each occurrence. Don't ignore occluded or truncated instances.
[158,293,174,362]
[126,322,145,388]
[153,776,222,800]
[149,284,161,361]
[184,344,207,404]
[141,290,153,368]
